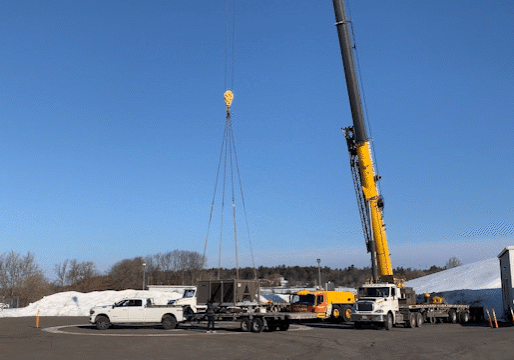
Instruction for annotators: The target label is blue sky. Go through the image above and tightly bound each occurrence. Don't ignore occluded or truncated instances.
[1,1,512,278]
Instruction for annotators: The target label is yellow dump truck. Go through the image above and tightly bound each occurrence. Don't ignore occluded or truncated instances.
[290,289,355,322]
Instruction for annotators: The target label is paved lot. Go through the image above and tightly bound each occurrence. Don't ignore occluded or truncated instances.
[1,317,513,360]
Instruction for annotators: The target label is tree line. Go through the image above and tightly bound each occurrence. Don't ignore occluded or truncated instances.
[0,249,458,307]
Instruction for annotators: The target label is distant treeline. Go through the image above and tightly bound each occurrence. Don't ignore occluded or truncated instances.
[0,249,451,307]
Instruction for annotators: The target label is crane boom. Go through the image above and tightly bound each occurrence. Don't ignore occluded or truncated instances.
[332,0,393,282]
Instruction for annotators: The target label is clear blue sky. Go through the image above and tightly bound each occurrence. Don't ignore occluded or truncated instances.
[1,1,512,278]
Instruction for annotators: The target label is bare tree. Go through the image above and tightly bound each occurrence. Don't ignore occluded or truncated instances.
[54,259,69,287]
[65,259,97,286]
[0,251,50,306]
[445,256,463,269]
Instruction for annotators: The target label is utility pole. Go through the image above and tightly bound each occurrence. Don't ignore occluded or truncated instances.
[317,259,322,289]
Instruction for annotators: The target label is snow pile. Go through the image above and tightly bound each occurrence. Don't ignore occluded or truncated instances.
[0,289,183,318]
[0,257,506,319]
[405,257,503,318]
[405,258,501,293]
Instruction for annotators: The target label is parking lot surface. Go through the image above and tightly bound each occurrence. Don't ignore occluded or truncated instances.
[1,317,513,360]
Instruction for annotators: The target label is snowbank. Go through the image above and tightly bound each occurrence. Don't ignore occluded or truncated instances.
[0,289,184,318]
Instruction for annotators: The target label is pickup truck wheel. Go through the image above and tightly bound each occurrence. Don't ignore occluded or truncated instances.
[96,316,110,330]
[162,314,177,330]
[415,312,423,327]
[278,319,290,331]
[240,319,251,332]
[384,313,393,330]
[251,318,264,333]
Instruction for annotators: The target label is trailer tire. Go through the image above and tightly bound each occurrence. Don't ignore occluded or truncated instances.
[251,318,264,333]
[384,312,393,330]
[278,319,290,331]
[95,315,110,330]
[448,310,457,324]
[162,314,177,330]
[459,311,470,324]
[406,312,416,328]
[415,312,423,327]
[240,319,251,332]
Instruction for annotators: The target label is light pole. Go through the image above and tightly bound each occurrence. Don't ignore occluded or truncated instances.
[142,262,147,290]
[316,259,321,289]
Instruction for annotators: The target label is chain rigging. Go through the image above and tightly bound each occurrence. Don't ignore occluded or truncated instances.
[202,1,257,281]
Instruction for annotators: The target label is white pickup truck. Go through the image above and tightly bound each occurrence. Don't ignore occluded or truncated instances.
[89,298,185,330]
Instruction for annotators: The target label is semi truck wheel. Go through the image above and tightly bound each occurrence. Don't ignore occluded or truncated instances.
[406,312,416,328]
[162,314,177,330]
[95,315,111,330]
[384,313,393,330]
[341,305,353,323]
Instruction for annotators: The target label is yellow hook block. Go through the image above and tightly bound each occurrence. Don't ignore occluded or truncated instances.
[224,90,234,108]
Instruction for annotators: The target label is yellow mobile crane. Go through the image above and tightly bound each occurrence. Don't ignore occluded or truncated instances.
[332,0,392,284]
[332,0,478,329]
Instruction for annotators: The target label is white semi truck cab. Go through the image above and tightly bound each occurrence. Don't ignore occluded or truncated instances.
[351,283,406,329]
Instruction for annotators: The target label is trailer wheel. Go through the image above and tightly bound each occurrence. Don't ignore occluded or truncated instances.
[240,319,251,332]
[251,318,264,333]
[406,312,416,328]
[278,319,290,331]
[384,312,393,330]
[415,312,423,327]
[448,310,457,324]
[162,314,177,330]
[459,311,470,324]
[95,315,110,330]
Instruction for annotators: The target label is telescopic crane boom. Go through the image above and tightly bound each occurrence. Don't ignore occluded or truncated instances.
[332,0,393,283]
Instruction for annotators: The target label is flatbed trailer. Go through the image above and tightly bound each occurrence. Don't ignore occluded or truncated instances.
[186,309,311,333]
[400,304,483,324]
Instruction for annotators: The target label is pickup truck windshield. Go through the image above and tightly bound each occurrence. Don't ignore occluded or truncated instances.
[292,294,315,305]
[358,287,390,298]
[183,289,195,298]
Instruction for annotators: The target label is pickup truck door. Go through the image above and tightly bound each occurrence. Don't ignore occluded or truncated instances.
[111,300,130,321]
[127,299,146,322]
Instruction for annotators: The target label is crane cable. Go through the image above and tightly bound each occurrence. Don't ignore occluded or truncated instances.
[202,0,257,280]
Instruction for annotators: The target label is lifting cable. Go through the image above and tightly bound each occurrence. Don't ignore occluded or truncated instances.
[202,0,257,280]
